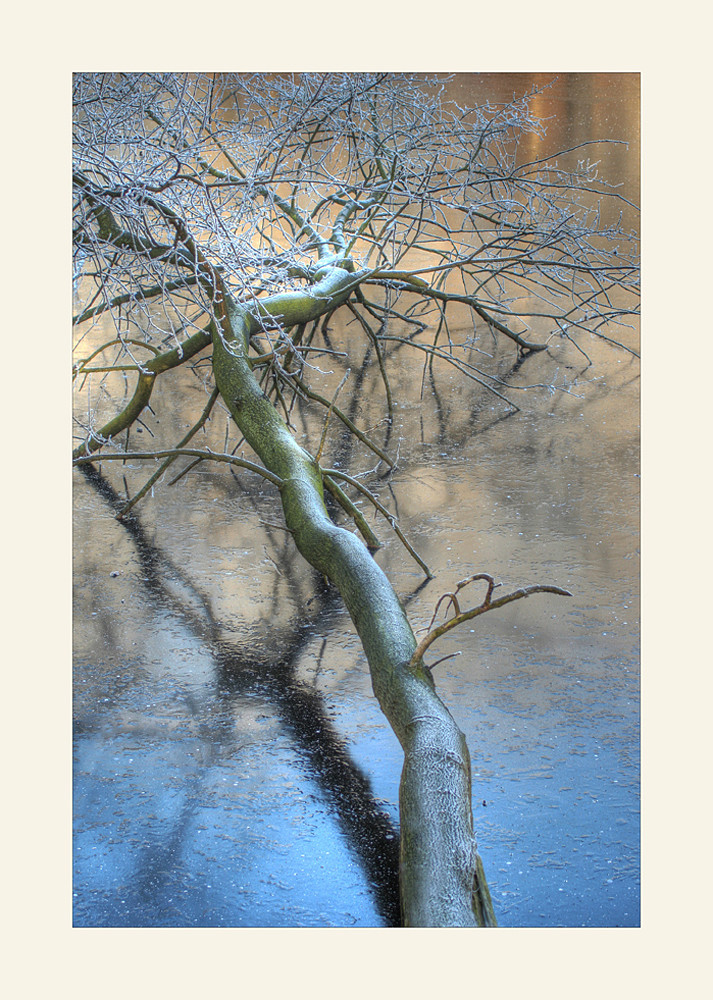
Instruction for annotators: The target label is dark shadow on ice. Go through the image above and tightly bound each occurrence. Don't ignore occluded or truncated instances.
[77,462,402,926]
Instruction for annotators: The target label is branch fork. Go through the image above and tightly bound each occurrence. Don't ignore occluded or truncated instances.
[409,573,572,672]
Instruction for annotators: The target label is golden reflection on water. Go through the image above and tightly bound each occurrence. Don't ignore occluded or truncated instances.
[443,73,640,209]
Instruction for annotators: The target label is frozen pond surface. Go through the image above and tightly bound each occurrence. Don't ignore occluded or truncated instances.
[73,335,639,927]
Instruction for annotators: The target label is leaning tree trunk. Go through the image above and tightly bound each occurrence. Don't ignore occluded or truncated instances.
[211,265,496,927]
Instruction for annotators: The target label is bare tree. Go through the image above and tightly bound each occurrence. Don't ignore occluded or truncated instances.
[72,72,639,926]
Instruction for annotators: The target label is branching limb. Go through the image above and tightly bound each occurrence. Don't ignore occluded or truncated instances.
[368,272,549,354]
[323,466,432,578]
[410,573,572,670]
[73,338,161,381]
[285,371,394,469]
[378,334,520,412]
[73,277,200,326]
[73,447,284,489]
[72,324,214,459]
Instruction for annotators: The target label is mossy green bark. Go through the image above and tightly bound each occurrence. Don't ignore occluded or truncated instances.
[212,268,495,927]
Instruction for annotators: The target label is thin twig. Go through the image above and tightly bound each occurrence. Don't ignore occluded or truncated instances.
[323,466,432,578]
[315,370,350,463]
[322,473,381,551]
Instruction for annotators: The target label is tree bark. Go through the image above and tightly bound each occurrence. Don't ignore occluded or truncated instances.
[211,266,495,926]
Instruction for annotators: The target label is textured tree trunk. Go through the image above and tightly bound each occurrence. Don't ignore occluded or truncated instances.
[211,267,496,927]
